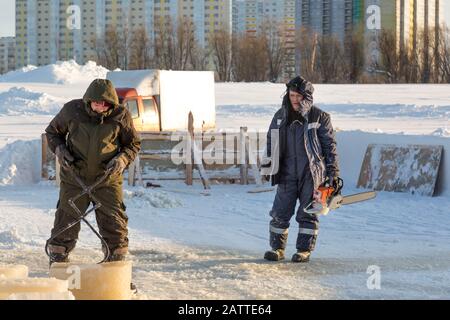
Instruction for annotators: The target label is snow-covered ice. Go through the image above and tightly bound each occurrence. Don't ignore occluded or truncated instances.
[0,62,449,299]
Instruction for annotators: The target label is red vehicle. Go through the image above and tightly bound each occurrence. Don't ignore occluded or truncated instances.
[115,88,160,132]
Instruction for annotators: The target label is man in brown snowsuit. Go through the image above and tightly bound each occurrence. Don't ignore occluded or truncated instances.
[45,79,141,263]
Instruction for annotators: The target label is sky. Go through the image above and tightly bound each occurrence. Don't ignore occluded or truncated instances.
[0,0,449,37]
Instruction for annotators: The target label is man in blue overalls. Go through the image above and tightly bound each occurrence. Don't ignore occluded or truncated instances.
[263,76,340,263]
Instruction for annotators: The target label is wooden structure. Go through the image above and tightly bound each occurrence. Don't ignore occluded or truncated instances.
[43,114,264,188]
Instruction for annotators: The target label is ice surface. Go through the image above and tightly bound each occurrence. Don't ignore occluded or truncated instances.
[0,278,69,299]
[0,79,450,299]
[0,265,28,280]
[6,291,75,300]
[50,261,132,300]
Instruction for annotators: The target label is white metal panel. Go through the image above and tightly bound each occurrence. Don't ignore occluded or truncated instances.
[159,70,216,131]
[106,70,160,96]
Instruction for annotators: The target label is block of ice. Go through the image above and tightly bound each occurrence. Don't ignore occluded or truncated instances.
[6,291,75,300]
[0,278,68,299]
[0,265,28,280]
[50,261,132,300]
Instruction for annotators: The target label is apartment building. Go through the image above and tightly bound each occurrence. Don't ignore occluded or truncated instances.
[232,0,296,79]
[0,37,15,74]
[15,0,232,68]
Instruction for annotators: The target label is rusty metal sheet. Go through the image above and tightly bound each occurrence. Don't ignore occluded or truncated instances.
[357,144,443,196]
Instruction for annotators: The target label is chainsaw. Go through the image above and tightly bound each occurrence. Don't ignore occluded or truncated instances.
[304,177,376,215]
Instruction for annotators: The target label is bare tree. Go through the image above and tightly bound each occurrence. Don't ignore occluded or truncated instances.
[378,29,401,83]
[208,30,233,81]
[100,26,122,70]
[153,16,198,70]
[261,19,287,82]
[296,27,320,82]
[434,25,450,83]
[190,44,210,71]
[343,29,365,83]
[317,34,345,83]
[232,33,268,82]
[129,27,152,70]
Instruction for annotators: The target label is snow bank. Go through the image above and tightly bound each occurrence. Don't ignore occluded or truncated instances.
[216,83,450,107]
[0,60,109,85]
[0,139,41,186]
[217,103,450,120]
[0,87,63,115]
[431,128,450,137]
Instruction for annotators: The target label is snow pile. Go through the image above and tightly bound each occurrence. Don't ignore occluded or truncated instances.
[0,60,109,85]
[0,229,27,247]
[0,87,63,115]
[123,189,182,208]
[0,139,41,186]
[431,127,450,137]
[0,65,38,80]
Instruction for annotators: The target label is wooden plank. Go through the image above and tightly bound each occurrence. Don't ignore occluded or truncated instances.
[357,144,443,196]
[41,134,48,180]
[56,158,61,187]
[135,156,144,187]
[139,154,173,161]
[239,127,248,185]
[128,160,136,186]
[192,139,211,190]
[185,112,194,186]
[139,132,239,142]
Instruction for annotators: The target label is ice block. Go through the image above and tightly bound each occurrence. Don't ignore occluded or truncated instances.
[50,261,132,300]
[0,278,69,299]
[6,291,75,300]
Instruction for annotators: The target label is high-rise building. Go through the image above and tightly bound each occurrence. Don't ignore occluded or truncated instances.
[15,0,232,69]
[232,0,297,79]
[0,37,15,74]
[294,0,445,76]
[295,0,354,43]
[294,0,355,75]
[361,0,445,71]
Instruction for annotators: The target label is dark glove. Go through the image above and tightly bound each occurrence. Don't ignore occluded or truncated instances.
[55,144,74,167]
[106,154,127,175]
[326,174,342,190]
[260,157,272,182]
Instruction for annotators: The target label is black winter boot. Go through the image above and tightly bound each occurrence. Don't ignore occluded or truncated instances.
[264,249,285,261]
[291,251,311,263]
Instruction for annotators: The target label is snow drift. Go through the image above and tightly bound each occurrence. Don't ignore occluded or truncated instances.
[0,60,109,85]
[217,103,450,120]
[0,139,41,186]
[0,87,63,115]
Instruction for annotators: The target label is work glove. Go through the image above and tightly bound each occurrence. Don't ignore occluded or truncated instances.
[55,144,74,167]
[326,174,342,190]
[106,154,128,175]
